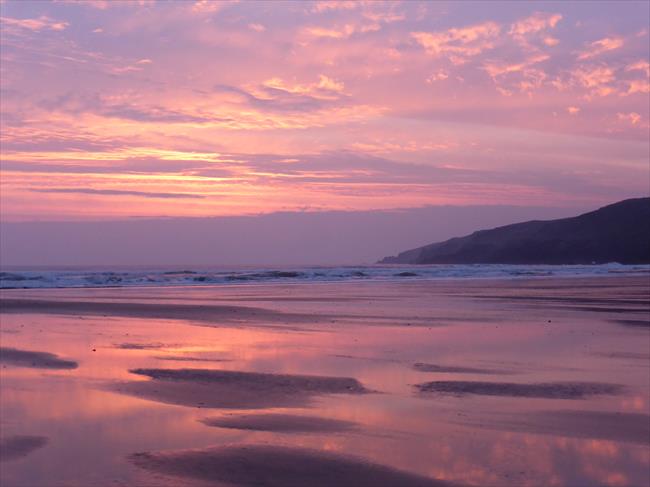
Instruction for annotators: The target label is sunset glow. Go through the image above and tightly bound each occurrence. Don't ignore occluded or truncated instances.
[1,0,648,220]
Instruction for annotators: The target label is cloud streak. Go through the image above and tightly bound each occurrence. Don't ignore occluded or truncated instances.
[30,188,206,199]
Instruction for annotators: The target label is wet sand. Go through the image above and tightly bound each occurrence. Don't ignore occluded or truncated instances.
[0,275,649,486]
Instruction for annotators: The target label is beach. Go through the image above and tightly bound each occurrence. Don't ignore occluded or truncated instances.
[1,275,649,486]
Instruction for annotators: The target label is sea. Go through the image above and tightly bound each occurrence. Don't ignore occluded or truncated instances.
[1,263,649,289]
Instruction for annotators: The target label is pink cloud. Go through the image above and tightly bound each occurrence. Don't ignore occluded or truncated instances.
[411,21,501,63]
[312,1,358,13]
[509,12,562,36]
[0,15,68,31]
[483,54,549,78]
[617,112,642,125]
[302,21,380,40]
[570,65,617,97]
[577,37,625,60]
[311,0,404,24]
[543,36,560,47]
[426,70,449,83]
[191,0,232,14]
[625,60,650,77]
[624,79,650,95]
[53,0,110,9]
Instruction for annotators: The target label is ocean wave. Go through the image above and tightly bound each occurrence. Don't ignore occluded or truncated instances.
[1,264,648,289]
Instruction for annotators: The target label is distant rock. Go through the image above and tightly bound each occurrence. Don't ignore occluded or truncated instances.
[380,198,650,265]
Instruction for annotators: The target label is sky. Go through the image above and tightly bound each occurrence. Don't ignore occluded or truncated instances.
[0,1,648,264]
[1,205,586,266]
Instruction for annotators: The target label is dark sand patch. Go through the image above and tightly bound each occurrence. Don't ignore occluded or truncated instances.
[413,363,511,375]
[112,368,370,409]
[476,295,648,306]
[593,351,650,360]
[200,413,357,433]
[471,410,650,445]
[416,381,623,399]
[567,306,649,314]
[613,319,650,328]
[114,342,167,350]
[155,355,231,363]
[0,436,48,462]
[129,445,453,487]
[0,347,78,369]
[332,354,402,363]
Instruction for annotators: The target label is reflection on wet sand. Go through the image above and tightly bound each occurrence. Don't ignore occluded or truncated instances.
[0,276,648,486]
[461,410,650,445]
